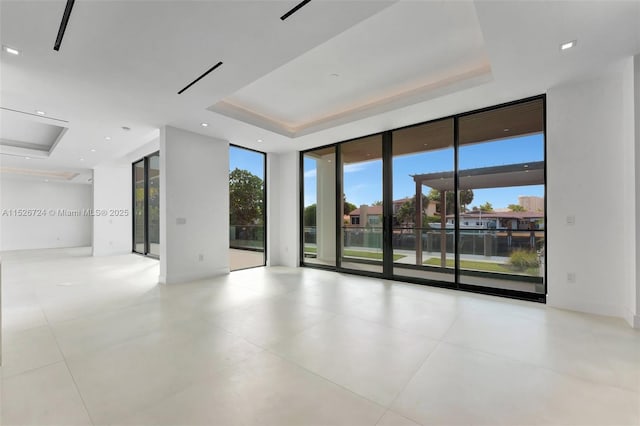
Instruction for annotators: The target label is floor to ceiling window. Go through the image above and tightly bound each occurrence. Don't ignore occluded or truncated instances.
[300,96,546,302]
[392,118,455,283]
[229,145,266,271]
[132,152,160,257]
[302,146,336,267]
[340,135,384,274]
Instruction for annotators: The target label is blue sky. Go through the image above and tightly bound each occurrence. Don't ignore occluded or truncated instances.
[304,134,545,209]
[230,146,265,178]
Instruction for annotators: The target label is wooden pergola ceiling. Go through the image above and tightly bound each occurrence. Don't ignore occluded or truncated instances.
[304,98,543,165]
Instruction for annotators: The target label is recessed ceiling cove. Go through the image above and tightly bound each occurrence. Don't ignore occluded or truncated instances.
[0,109,68,158]
[210,1,492,138]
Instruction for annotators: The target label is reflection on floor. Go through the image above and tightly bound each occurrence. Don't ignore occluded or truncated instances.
[1,248,639,425]
[230,248,264,271]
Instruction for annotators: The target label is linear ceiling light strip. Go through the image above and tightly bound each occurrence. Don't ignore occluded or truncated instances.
[177,61,224,95]
[54,0,76,51]
[280,0,312,21]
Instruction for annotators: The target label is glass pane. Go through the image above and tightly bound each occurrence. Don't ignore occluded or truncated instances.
[457,99,545,294]
[147,154,160,256]
[303,146,336,267]
[229,146,265,271]
[392,119,455,283]
[133,160,145,253]
[340,135,383,274]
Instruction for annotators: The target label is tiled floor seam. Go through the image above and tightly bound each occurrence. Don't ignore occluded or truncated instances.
[41,307,96,426]
[385,340,445,426]
[264,347,390,412]
[441,339,640,396]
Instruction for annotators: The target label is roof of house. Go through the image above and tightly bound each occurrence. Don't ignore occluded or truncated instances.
[448,211,544,219]
[349,205,383,216]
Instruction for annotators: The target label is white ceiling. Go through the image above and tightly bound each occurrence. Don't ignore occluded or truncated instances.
[212,1,491,136]
[0,0,639,180]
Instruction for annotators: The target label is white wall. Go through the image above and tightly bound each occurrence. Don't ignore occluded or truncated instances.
[547,58,636,322]
[159,126,229,284]
[266,153,280,266]
[267,151,299,268]
[0,179,92,251]
[92,165,132,256]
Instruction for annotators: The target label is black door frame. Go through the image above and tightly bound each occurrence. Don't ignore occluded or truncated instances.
[132,151,159,258]
[300,95,547,303]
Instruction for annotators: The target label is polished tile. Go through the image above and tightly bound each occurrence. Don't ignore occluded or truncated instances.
[118,351,386,426]
[443,310,640,392]
[210,297,336,347]
[270,315,438,406]
[1,325,64,378]
[1,248,639,426]
[66,320,263,424]
[1,362,92,426]
[376,410,422,426]
[392,343,640,426]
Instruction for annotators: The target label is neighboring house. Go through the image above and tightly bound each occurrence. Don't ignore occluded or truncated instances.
[441,211,545,230]
[348,204,382,226]
[391,197,439,217]
[349,198,440,227]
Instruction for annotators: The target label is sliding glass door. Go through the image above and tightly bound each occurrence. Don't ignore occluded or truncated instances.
[132,152,160,257]
[339,135,384,274]
[302,146,336,267]
[133,160,146,254]
[457,98,545,295]
[391,119,455,284]
[229,145,266,271]
[301,96,546,301]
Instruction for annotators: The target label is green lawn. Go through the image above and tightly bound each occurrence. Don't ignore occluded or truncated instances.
[423,257,539,275]
[304,246,404,261]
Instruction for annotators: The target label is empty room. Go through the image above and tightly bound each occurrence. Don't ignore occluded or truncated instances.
[1,1,639,425]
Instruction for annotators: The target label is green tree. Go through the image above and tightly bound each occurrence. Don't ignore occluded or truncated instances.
[396,195,429,226]
[508,204,525,212]
[304,204,317,227]
[479,202,494,212]
[372,200,383,206]
[229,168,264,225]
[427,188,474,213]
[343,194,357,215]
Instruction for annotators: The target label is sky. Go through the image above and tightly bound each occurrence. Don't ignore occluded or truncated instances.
[230,146,265,178]
[304,134,545,209]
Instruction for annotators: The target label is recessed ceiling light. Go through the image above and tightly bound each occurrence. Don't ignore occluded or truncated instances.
[3,45,20,55]
[44,179,49,182]
[79,158,85,162]
[503,128,510,132]
[36,110,46,115]
[201,122,209,127]
[257,139,263,143]
[560,40,576,51]
[105,136,111,141]
[90,149,96,152]
[25,156,31,160]
[121,126,131,131]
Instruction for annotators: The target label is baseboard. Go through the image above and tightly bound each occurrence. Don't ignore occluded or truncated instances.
[546,296,626,320]
[626,310,640,329]
[159,268,229,285]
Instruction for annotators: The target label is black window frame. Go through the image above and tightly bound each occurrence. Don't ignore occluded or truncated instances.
[229,143,268,271]
[299,95,547,303]
[132,151,160,259]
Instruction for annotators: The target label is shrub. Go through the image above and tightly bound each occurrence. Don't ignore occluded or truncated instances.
[509,249,539,271]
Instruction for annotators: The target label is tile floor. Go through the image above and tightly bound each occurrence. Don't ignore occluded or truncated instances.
[1,248,639,425]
